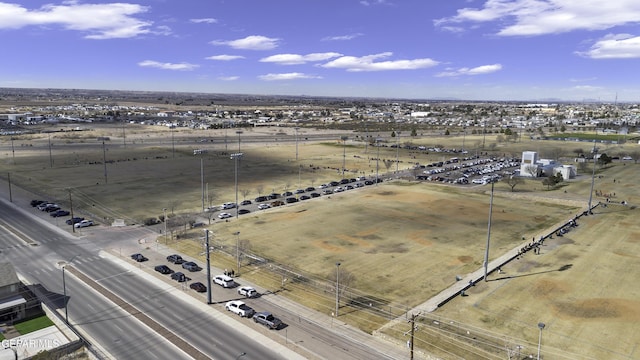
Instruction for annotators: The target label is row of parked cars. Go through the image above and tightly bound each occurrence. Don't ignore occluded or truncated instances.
[31,199,93,228]
[130,252,284,330]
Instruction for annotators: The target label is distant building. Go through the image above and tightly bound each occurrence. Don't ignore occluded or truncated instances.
[0,263,27,322]
[520,151,575,179]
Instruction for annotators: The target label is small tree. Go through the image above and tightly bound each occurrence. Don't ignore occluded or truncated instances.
[524,164,538,177]
[503,176,524,192]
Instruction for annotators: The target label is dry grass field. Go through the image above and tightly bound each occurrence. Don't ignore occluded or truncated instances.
[1,124,638,359]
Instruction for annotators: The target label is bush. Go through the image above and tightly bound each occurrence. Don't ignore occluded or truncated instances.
[144,217,159,226]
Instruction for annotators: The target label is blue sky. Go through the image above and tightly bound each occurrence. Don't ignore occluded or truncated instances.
[2,0,640,101]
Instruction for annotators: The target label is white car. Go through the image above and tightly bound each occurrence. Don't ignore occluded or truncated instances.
[74,220,94,228]
[257,203,271,210]
[221,202,236,209]
[237,286,257,298]
[333,187,344,193]
[213,274,235,288]
[218,212,232,219]
[225,300,255,317]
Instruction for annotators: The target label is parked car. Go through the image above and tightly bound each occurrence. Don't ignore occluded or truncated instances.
[171,272,188,282]
[255,196,268,202]
[50,209,70,217]
[131,253,148,262]
[221,202,236,209]
[44,204,61,212]
[66,217,84,225]
[240,200,252,205]
[310,192,321,198]
[30,200,45,207]
[253,312,282,330]
[182,261,200,272]
[282,191,294,197]
[154,265,173,274]
[166,254,184,264]
[299,195,311,201]
[238,209,251,215]
[285,197,298,203]
[238,286,257,298]
[190,282,207,292]
[37,202,55,211]
[218,212,232,219]
[305,187,316,192]
[333,187,344,193]
[257,203,271,210]
[74,219,94,228]
[213,274,235,288]
[225,300,255,317]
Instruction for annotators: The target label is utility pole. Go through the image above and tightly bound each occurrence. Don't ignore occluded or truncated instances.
[102,140,108,184]
[483,180,495,281]
[68,189,75,233]
[204,230,212,304]
[408,313,418,360]
[7,173,12,203]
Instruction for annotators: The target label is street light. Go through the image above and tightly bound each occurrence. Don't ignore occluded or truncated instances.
[62,255,80,324]
[204,229,213,304]
[163,208,168,244]
[236,130,243,153]
[335,262,341,317]
[395,131,400,173]
[294,127,300,161]
[588,140,598,212]
[230,153,244,220]
[537,322,545,360]
[341,136,348,178]
[234,231,241,276]
[375,138,382,186]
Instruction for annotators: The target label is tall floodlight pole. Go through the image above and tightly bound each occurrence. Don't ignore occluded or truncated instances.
[376,138,382,186]
[204,229,212,304]
[341,136,348,178]
[7,173,12,203]
[295,127,300,161]
[395,131,400,173]
[365,123,369,154]
[163,208,168,244]
[482,120,487,149]
[587,140,598,212]
[230,153,244,219]
[483,181,495,281]
[335,262,341,317]
[68,189,75,233]
[102,140,108,184]
[200,157,205,212]
[462,127,466,152]
[537,322,546,360]
[10,137,15,164]
[48,134,53,168]
[171,125,175,158]
[234,231,241,276]
[236,130,243,153]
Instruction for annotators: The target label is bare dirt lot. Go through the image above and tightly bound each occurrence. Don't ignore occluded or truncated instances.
[2,124,638,360]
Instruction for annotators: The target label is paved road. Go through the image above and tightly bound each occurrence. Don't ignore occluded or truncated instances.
[0,181,411,360]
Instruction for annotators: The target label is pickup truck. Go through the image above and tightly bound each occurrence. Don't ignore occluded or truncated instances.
[225,301,255,318]
[253,312,282,330]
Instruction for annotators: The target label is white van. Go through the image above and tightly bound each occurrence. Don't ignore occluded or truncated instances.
[213,275,235,288]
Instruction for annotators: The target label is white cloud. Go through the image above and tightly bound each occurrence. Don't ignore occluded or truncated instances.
[218,76,239,81]
[138,60,199,71]
[360,0,390,6]
[578,33,640,59]
[321,52,438,72]
[436,64,502,77]
[322,33,363,41]
[572,85,602,91]
[0,2,152,39]
[210,35,280,50]
[259,73,322,81]
[260,52,342,65]
[435,0,640,36]
[206,55,245,61]
[190,18,217,24]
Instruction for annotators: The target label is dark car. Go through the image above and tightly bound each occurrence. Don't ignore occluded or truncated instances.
[190,282,207,292]
[340,178,350,184]
[268,193,280,199]
[285,197,298,203]
[30,200,45,207]
[240,200,252,205]
[238,209,251,215]
[255,195,268,202]
[329,181,340,187]
[131,253,148,262]
[66,217,84,225]
[171,272,188,282]
[50,209,70,217]
[271,200,285,207]
[44,204,61,212]
[154,265,173,274]
[282,191,293,197]
[166,254,185,264]
[299,195,311,200]
[310,192,321,198]
[182,261,200,272]
[305,187,315,192]
[364,180,374,185]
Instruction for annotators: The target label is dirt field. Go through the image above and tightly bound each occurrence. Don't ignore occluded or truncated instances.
[1,124,638,360]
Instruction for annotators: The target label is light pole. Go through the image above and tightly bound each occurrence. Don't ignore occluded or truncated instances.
[462,126,466,152]
[375,138,382,186]
[163,208,168,244]
[204,229,212,304]
[62,255,80,324]
[295,127,300,161]
[395,131,400,173]
[230,152,244,219]
[588,140,598,212]
[234,231,241,276]
[236,130,243,153]
[335,262,341,317]
[200,157,205,212]
[341,136,348,178]
[537,322,545,360]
